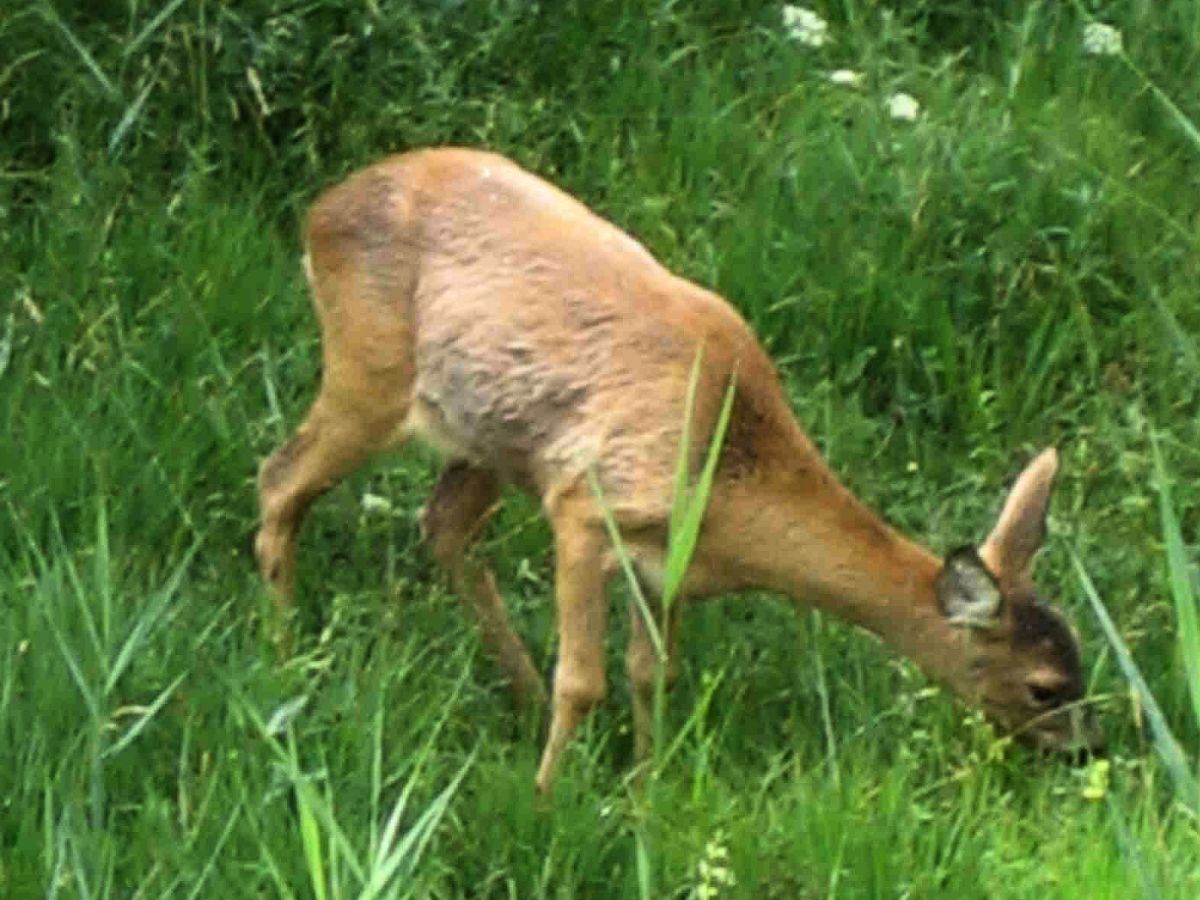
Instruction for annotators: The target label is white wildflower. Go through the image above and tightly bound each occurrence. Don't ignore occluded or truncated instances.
[782,6,829,48]
[828,68,862,88]
[360,492,393,515]
[1082,22,1123,57]
[887,92,920,122]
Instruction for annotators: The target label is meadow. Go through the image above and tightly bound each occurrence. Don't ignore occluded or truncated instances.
[2,1,1200,896]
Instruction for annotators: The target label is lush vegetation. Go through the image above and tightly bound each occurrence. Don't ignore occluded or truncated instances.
[3,1,1199,896]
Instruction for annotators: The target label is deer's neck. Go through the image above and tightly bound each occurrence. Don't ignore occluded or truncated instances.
[707,451,967,688]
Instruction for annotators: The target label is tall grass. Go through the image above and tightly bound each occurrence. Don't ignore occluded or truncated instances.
[589,348,736,900]
[4,1,1200,896]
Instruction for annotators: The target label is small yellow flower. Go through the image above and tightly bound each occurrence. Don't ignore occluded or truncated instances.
[1081,758,1110,801]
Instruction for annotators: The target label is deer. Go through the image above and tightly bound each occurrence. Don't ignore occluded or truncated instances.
[254,147,1104,794]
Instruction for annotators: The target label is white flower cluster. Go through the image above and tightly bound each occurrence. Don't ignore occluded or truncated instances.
[694,834,737,899]
[1082,21,1123,57]
[782,5,829,48]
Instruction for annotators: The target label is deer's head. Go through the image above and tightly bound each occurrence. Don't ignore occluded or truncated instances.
[936,449,1104,757]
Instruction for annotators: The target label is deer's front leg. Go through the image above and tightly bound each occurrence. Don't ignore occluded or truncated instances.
[535,516,609,794]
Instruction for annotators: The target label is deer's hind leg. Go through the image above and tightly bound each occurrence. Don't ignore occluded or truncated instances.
[255,244,416,649]
[626,592,683,771]
[535,507,612,794]
[255,392,405,646]
[422,462,546,710]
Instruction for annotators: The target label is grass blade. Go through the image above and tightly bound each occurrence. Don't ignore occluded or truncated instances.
[1071,550,1198,811]
[660,373,736,604]
[41,3,119,99]
[1105,792,1164,900]
[1150,290,1200,378]
[234,696,366,885]
[634,828,653,900]
[587,466,663,658]
[1150,434,1200,734]
[108,81,154,155]
[181,802,242,900]
[124,0,189,57]
[360,752,475,900]
[104,541,198,695]
[101,673,186,760]
[42,602,101,723]
[669,346,704,543]
[290,733,329,900]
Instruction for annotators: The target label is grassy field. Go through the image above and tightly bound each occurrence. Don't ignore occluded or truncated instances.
[3,1,1200,896]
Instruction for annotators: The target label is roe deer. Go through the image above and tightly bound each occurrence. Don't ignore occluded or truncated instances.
[255,147,1103,793]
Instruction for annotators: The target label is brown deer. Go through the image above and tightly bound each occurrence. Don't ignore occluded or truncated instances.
[254,147,1103,793]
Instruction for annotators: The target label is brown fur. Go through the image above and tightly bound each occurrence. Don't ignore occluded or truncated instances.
[255,148,1101,793]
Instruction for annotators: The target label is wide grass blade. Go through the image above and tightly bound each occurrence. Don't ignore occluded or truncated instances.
[660,369,736,605]
[587,467,663,658]
[290,731,329,900]
[668,347,704,546]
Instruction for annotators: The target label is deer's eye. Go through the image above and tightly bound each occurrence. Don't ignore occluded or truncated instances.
[1027,684,1060,708]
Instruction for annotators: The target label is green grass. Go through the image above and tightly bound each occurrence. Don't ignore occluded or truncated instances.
[3,1,1200,896]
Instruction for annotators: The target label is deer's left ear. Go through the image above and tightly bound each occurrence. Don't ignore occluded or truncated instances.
[979,447,1059,579]
[937,547,1004,629]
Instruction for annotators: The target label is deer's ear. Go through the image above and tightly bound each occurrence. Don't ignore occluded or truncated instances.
[979,447,1058,579]
[937,547,1003,630]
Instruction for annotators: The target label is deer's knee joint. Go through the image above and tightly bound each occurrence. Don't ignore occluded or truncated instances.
[254,526,289,581]
[259,430,316,493]
[554,663,607,712]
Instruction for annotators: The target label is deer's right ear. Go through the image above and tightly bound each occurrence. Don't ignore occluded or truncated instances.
[979,447,1059,579]
[937,547,1003,630]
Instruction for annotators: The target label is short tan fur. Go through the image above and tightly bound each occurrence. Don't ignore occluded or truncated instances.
[255,148,1102,793]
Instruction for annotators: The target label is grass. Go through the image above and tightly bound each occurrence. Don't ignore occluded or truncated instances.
[3,0,1200,896]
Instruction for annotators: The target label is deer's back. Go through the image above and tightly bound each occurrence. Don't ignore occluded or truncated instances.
[308,148,799,519]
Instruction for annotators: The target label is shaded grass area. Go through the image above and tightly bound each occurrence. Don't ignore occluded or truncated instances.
[3,1,1199,896]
